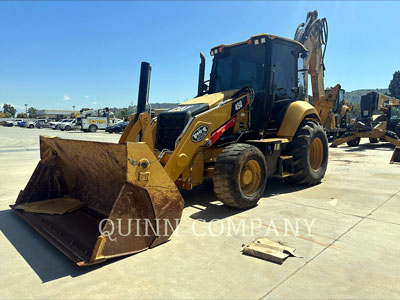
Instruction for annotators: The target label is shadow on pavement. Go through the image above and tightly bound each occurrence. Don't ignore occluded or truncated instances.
[343,142,395,153]
[181,180,245,221]
[0,178,312,282]
[183,178,311,222]
[0,209,122,283]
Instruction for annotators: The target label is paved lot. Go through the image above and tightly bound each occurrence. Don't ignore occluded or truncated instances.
[0,126,399,299]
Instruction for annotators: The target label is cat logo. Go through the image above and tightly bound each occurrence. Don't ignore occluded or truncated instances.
[191,125,209,143]
[235,101,243,111]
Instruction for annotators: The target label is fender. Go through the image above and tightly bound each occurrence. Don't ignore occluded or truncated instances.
[276,101,321,140]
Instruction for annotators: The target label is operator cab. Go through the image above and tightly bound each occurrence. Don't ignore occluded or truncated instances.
[208,34,308,134]
[155,34,308,152]
[326,88,345,114]
[388,105,400,131]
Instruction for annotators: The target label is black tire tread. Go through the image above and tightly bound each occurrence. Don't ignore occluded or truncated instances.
[213,143,266,209]
[287,121,328,186]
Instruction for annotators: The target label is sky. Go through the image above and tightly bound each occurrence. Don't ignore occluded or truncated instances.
[0,1,399,112]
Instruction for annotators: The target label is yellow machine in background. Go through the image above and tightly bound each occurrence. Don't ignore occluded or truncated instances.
[322,88,353,139]
[11,11,340,266]
[331,92,400,150]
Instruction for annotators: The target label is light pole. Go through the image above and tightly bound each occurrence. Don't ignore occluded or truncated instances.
[25,104,28,117]
[72,106,76,119]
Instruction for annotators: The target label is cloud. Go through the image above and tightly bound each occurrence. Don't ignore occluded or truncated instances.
[85,96,90,99]
[92,101,98,105]
[64,93,71,101]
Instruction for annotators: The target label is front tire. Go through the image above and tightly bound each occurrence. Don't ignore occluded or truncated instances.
[213,143,267,209]
[347,137,361,147]
[369,138,379,143]
[287,121,328,185]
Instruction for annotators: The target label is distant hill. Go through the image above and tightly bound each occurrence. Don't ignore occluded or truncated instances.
[110,102,178,117]
[149,103,178,109]
[344,89,389,104]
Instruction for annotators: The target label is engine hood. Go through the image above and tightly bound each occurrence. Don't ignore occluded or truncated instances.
[179,89,240,109]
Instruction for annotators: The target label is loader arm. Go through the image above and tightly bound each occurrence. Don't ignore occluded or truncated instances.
[119,89,253,183]
[163,93,252,182]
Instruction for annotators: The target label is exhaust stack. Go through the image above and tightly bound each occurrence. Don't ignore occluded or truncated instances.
[135,62,152,122]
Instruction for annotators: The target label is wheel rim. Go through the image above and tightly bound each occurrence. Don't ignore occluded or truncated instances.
[309,137,324,171]
[240,160,261,196]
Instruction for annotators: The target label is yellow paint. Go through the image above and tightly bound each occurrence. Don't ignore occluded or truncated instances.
[89,119,106,124]
[164,94,251,182]
[309,137,323,171]
[90,235,106,263]
[180,90,239,109]
[239,160,261,196]
[277,101,321,139]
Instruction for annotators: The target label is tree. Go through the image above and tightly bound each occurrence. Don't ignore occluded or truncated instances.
[3,104,16,117]
[118,108,129,119]
[28,107,38,117]
[0,112,12,118]
[389,71,400,99]
[17,113,28,118]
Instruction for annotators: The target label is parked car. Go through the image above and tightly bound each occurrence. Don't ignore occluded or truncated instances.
[24,121,35,128]
[5,119,24,127]
[17,121,27,127]
[35,119,50,128]
[59,119,78,131]
[24,119,45,128]
[50,119,68,130]
[105,121,129,133]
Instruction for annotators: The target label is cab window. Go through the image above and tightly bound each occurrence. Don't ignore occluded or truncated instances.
[271,41,297,100]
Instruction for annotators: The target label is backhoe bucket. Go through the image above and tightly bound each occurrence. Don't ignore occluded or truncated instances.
[391,147,400,164]
[10,136,184,266]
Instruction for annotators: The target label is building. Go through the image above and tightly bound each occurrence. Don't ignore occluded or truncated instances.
[36,109,75,119]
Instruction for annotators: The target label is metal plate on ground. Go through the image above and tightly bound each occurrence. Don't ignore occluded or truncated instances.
[242,237,299,264]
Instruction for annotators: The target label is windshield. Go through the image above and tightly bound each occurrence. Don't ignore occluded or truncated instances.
[209,43,266,93]
[390,106,400,121]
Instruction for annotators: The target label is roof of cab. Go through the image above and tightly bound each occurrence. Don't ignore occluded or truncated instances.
[211,33,308,52]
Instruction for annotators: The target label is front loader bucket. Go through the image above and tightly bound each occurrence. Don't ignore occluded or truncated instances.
[391,147,400,164]
[10,136,184,266]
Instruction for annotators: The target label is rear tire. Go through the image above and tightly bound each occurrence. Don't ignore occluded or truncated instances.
[29,124,34,128]
[347,137,361,147]
[89,125,97,132]
[369,138,379,143]
[287,121,328,185]
[213,143,267,209]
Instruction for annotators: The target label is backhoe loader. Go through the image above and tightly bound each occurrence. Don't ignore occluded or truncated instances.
[11,10,340,266]
[331,92,400,162]
[323,88,353,139]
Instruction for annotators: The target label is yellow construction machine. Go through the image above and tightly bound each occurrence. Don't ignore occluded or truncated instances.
[331,92,400,159]
[322,88,353,139]
[11,11,340,266]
